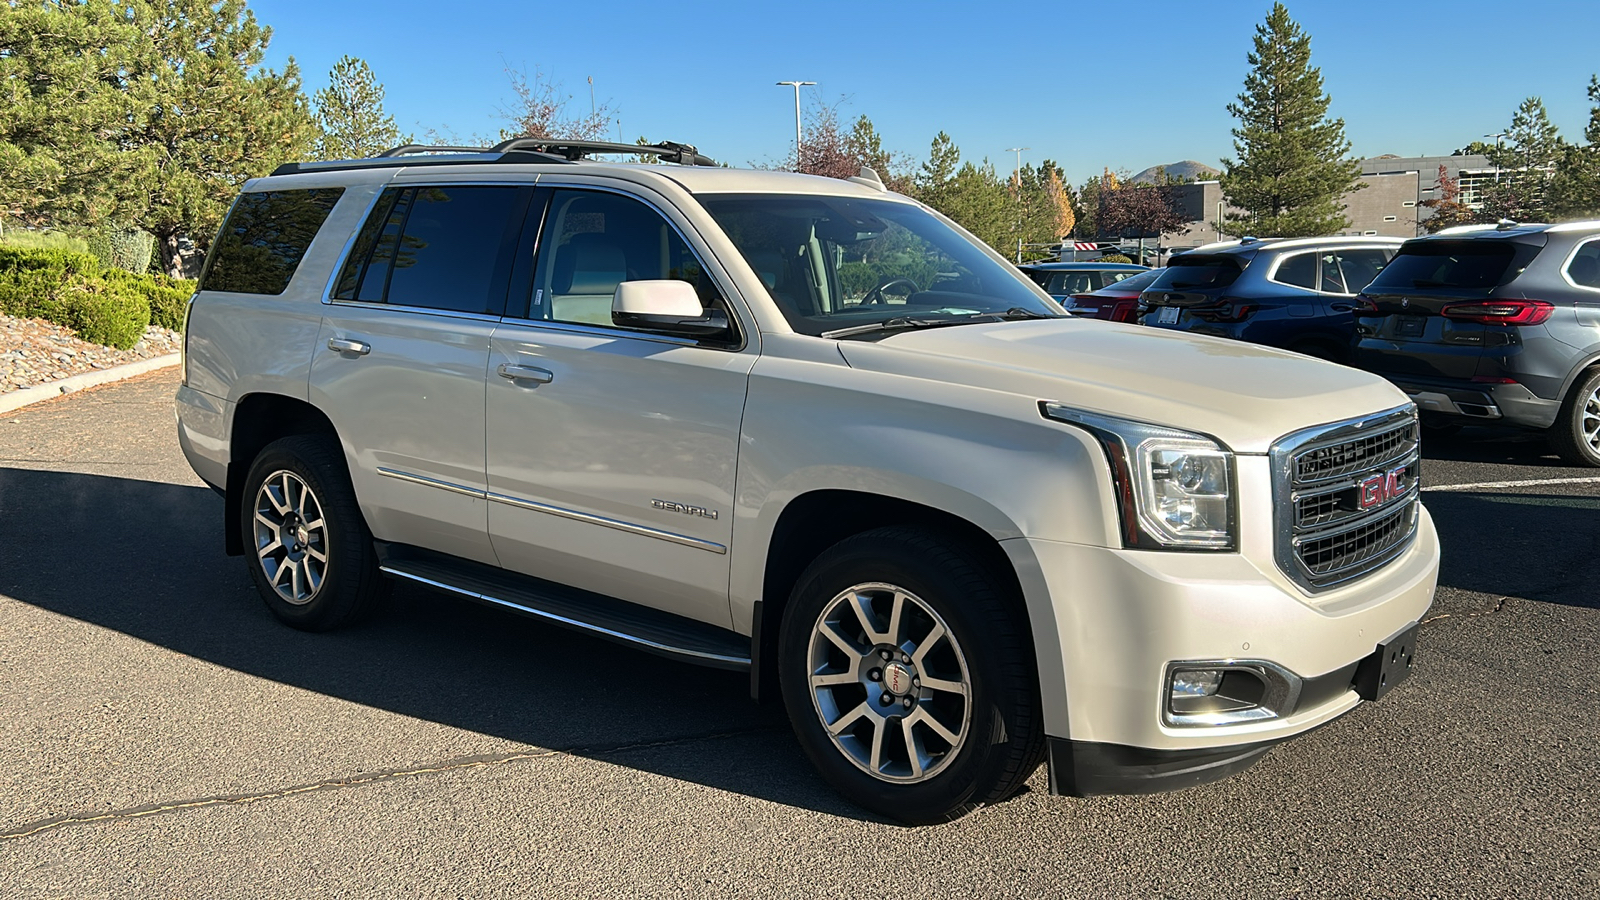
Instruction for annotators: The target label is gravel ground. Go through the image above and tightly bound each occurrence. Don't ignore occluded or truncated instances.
[0,314,181,393]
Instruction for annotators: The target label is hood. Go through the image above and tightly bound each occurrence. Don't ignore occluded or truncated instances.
[835,319,1410,453]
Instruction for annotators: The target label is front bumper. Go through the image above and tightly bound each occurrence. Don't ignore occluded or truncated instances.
[1005,506,1438,795]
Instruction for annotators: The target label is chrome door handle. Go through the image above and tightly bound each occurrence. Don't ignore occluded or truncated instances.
[327,338,371,355]
[497,363,554,385]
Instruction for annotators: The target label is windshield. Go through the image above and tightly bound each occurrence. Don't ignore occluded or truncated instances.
[1093,268,1161,294]
[699,194,1060,336]
[1146,256,1243,292]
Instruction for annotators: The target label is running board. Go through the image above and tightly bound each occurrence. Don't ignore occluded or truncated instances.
[375,544,751,671]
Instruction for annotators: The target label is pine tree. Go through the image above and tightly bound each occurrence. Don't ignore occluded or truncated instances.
[1481,97,1563,222]
[314,56,405,160]
[1219,3,1361,237]
[915,132,962,212]
[1550,77,1600,219]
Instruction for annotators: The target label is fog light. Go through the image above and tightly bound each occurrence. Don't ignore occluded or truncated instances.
[1171,668,1224,697]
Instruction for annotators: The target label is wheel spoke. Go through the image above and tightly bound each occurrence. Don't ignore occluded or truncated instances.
[265,482,290,515]
[886,591,906,646]
[810,670,857,689]
[914,708,962,746]
[306,545,327,563]
[903,722,925,779]
[820,620,869,658]
[256,536,283,560]
[270,558,292,589]
[847,591,889,645]
[254,510,281,531]
[289,558,304,600]
[300,517,324,534]
[827,701,871,736]
[919,675,965,696]
[868,717,887,772]
[912,619,946,670]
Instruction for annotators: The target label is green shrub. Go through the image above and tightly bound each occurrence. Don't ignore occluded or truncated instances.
[105,269,193,331]
[85,225,156,274]
[61,278,151,350]
[0,230,90,254]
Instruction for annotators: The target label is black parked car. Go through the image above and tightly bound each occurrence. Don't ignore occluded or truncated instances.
[1350,222,1600,466]
[1138,236,1402,362]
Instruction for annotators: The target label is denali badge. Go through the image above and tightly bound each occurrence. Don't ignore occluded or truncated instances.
[1358,465,1411,510]
[651,499,719,520]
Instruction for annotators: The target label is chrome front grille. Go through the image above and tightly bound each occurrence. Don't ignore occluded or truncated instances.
[1272,406,1421,593]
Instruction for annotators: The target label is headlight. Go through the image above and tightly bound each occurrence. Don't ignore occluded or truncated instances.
[1041,403,1236,550]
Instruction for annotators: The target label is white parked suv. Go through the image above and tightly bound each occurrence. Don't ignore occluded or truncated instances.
[176,139,1439,824]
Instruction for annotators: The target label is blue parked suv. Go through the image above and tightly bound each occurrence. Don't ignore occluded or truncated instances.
[1138,237,1402,362]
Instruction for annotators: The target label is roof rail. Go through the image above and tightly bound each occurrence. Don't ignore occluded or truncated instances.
[490,138,719,167]
[377,144,495,157]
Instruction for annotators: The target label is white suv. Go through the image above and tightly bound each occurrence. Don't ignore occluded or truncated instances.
[176,140,1439,824]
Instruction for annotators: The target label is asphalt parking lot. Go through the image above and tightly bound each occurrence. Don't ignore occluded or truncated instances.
[1,370,1595,898]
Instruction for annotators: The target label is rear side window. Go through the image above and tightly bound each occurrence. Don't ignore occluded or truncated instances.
[1332,249,1391,294]
[1566,240,1600,288]
[334,185,532,314]
[201,188,345,295]
[1365,241,1518,292]
[1148,256,1242,292]
[1273,253,1317,290]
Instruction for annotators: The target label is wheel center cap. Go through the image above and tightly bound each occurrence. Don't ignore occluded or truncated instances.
[296,526,309,545]
[883,662,914,695]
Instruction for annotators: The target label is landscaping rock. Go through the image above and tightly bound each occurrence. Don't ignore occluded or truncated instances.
[0,313,180,393]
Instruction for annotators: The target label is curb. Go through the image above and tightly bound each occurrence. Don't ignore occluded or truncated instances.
[0,353,180,416]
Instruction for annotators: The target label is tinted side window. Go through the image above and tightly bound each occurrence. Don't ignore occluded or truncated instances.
[202,188,345,295]
[1274,253,1317,290]
[1334,249,1391,294]
[1366,241,1518,291]
[385,186,529,313]
[1566,240,1600,288]
[530,190,723,327]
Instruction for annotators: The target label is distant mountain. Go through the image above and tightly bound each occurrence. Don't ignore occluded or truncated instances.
[1129,160,1220,184]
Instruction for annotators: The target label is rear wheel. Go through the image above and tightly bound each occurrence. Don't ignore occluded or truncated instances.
[242,435,389,630]
[778,527,1044,824]
[1549,368,1600,467]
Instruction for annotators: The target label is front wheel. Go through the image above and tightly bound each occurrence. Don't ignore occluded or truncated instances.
[241,435,389,630]
[1549,368,1600,467]
[778,527,1044,824]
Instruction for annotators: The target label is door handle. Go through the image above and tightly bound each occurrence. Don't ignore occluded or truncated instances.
[1329,303,1355,312]
[497,363,554,385]
[327,338,371,355]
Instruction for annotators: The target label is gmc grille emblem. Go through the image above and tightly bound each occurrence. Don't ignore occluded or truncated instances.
[1358,465,1411,510]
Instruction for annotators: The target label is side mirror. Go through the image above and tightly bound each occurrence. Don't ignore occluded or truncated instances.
[612,280,730,337]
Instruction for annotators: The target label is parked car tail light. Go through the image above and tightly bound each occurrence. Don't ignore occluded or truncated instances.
[1100,298,1141,322]
[1470,375,1519,384]
[1192,299,1256,323]
[1440,299,1554,326]
[1354,295,1380,314]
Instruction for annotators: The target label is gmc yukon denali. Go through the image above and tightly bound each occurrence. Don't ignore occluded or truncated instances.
[175,140,1439,824]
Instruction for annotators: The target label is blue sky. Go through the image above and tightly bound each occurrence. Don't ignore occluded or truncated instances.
[254,0,1600,185]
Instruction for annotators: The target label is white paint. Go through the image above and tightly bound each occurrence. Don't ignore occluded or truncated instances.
[1423,475,1600,492]
[0,353,179,416]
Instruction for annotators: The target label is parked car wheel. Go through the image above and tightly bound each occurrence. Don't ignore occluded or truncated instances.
[778,527,1044,824]
[1549,368,1600,467]
[242,435,389,630]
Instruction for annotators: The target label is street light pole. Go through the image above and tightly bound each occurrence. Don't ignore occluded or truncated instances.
[776,81,815,165]
[1005,147,1029,262]
[1485,131,1506,184]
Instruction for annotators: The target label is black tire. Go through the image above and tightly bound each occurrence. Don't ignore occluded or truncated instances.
[1549,368,1600,467]
[777,527,1045,825]
[241,435,389,630]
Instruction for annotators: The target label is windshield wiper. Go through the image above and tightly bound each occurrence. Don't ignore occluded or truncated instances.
[821,316,978,339]
[993,307,1057,320]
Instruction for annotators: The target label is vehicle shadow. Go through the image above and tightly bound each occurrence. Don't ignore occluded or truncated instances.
[1424,488,1599,609]
[1420,427,1566,466]
[0,467,873,821]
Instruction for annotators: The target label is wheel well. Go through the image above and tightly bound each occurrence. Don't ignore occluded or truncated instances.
[224,393,339,556]
[752,489,1027,701]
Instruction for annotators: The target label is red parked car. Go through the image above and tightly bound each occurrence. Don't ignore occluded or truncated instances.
[1065,267,1163,321]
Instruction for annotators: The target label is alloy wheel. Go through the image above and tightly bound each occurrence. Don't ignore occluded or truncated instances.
[1583,384,1600,454]
[806,582,972,783]
[252,470,329,606]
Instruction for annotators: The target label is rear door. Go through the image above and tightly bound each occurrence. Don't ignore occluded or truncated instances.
[309,182,535,566]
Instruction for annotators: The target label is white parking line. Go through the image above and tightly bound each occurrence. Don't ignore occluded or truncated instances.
[1422,476,1600,492]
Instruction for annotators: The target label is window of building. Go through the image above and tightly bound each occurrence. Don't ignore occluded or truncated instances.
[1364,231,1378,236]
[1402,201,1417,208]
[1384,215,1398,222]
[202,188,345,295]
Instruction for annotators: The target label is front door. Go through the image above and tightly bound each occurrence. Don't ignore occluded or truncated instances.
[485,187,756,628]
